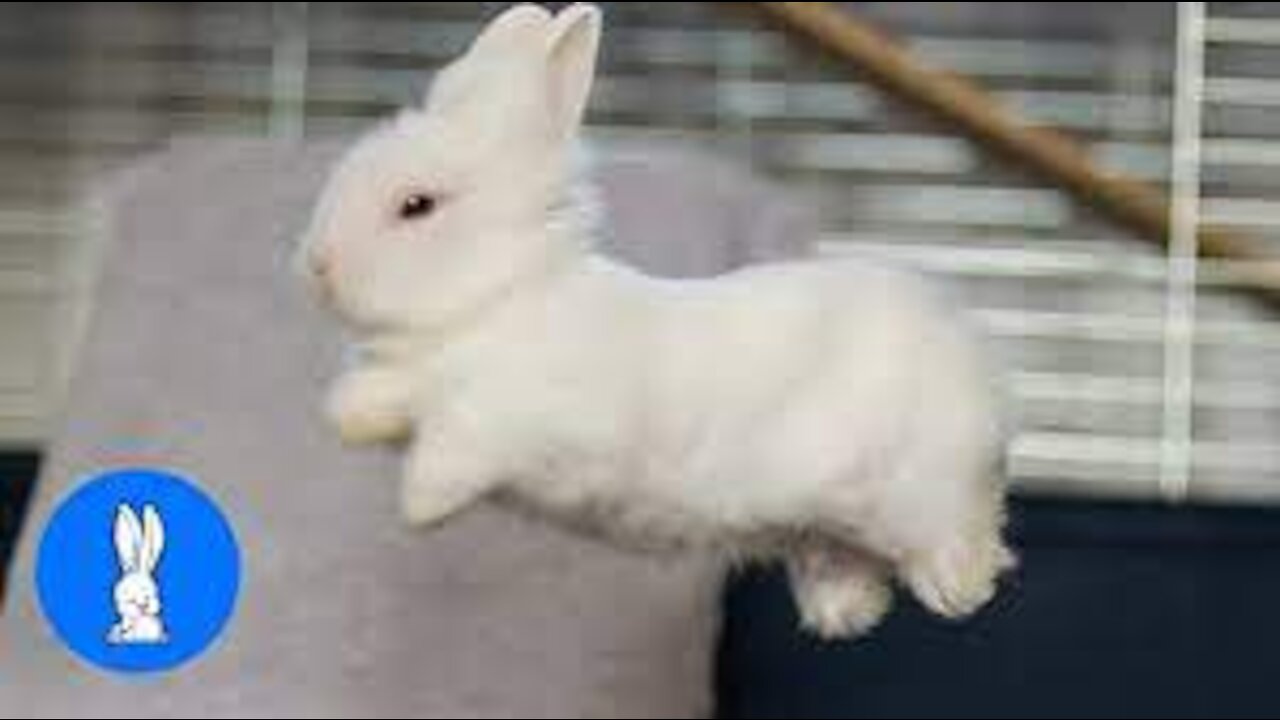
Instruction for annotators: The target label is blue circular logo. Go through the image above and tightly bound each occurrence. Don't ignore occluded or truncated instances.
[35,467,241,674]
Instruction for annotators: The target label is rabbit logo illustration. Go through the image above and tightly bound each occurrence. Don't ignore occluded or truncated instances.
[106,504,168,645]
[36,467,240,674]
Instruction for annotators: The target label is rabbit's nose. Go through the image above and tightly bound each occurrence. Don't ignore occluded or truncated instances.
[310,253,331,279]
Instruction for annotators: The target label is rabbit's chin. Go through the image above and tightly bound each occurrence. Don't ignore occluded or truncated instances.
[311,277,420,336]
[326,295,430,338]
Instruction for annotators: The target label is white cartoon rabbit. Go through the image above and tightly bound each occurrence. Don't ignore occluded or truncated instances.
[106,504,168,645]
[297,3,1013,639]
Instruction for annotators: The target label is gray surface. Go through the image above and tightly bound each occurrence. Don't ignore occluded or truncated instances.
[0,137,811,718]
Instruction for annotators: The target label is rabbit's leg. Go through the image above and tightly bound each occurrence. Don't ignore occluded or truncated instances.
[326,365,416,446]
[400,430,501,528]
[787,541,893,640]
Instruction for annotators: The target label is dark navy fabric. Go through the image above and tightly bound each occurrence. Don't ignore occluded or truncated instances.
[0,451,38,602]
[717,497,1280,719]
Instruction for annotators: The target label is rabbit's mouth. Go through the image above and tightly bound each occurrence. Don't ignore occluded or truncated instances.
[301,259,337,305]
[123,599,157,617]
[294,243,342,308]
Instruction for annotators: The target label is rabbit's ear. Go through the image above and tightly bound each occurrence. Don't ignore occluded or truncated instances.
[421,4,551,112]
[113,505,142,573]
[468,4,553,61]
[543,4,602,142]
[140,504,165,573]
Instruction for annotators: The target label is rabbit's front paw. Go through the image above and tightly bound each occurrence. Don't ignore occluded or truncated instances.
[325,369,414,446]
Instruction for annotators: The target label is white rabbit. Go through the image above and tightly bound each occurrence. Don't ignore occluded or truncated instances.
[297,3,1013,639]
[107,504,167,645]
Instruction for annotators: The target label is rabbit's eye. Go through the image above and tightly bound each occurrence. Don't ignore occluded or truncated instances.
[398,193,437,220]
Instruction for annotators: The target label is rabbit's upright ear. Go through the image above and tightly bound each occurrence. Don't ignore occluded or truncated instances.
[422,4,552,114]
[543,4,602,142]
[113,505,142,573]
[140,504,165,573]
[469,3,553,58]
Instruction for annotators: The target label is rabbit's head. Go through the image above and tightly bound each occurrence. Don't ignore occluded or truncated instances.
[112,504,164,621]
[298,3,603,332]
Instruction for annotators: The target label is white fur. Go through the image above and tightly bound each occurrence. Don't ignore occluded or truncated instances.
[297,3,1013,640]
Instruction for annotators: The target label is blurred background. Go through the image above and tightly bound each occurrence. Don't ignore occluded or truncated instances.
[6,1,1280,500]
[2,3,1280,717]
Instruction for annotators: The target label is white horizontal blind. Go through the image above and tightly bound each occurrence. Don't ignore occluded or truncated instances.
[1183,1,1280,502]
[0,2,1276,501]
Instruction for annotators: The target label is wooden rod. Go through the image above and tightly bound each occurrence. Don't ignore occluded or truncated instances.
[756,2,1280,301]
